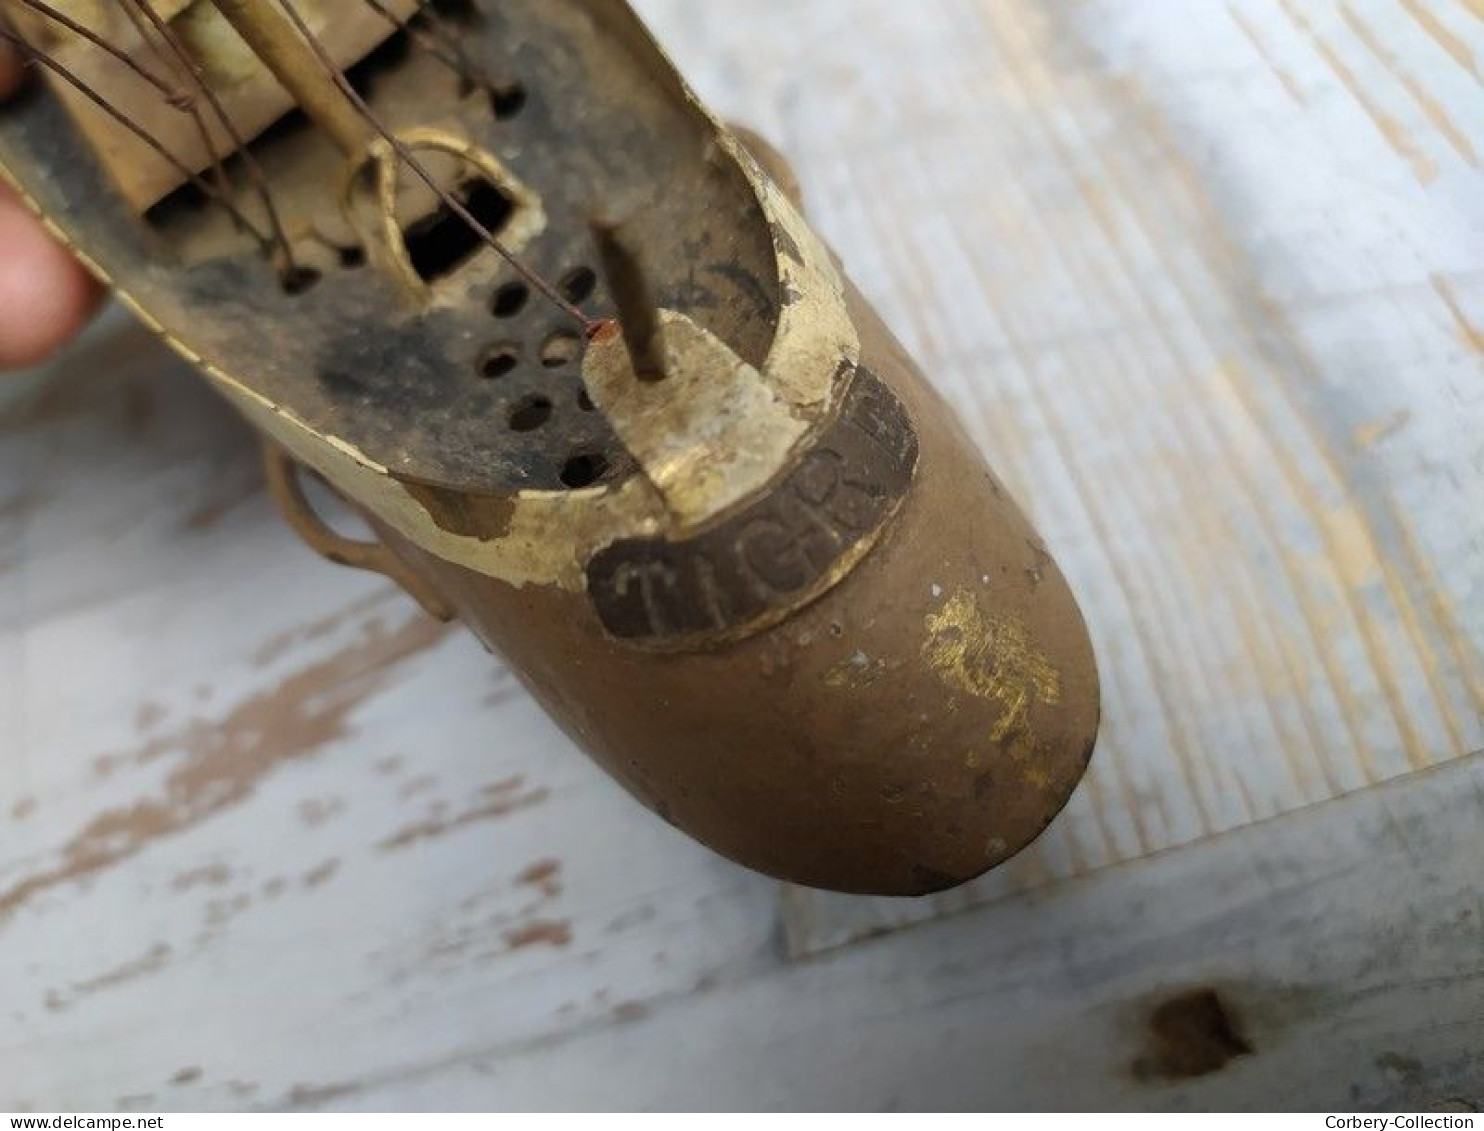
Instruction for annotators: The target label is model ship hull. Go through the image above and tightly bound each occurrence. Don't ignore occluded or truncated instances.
[0,0,1099,894]
[381,284,1100,894]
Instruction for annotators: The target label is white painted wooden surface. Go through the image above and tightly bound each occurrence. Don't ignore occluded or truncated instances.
[744,0,1484,953]
[337,757,1484,1112]
[2,0,1482,1112]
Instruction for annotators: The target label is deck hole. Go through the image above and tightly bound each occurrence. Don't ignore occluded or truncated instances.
[280,267,322,295]
[560,452,609,489]
[508,395,553,432]
[541,330,581,369]
[560,267,597,304]
[480,343,520,379]
[492,282,529,317]
[491,83,527,120]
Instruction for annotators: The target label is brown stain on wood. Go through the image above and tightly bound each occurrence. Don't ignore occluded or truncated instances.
[73,940,172,993]
[46,941,173,1010]
[1133,988,1254,1082]
[285,1081,362,1108]
[133,701,168,731]
[1376,1050,1426,1086]
[296,796,345,827]
[204,892,253,928]
[515,857,563,897]
[377,776,549,851]
[170,862,233,892]
[0,613,450,922]
[503,918,572,950]
[1352,410,1414,450]
[302,858,340,888]
[613,1000,650,1023]
[397,774,437,800]
[250,589,400,668]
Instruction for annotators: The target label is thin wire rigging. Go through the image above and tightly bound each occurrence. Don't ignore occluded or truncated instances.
[273,0,596,331]
[117,0,300,274]
[0,27,273,246]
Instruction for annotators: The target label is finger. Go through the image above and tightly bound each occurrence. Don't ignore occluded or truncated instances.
[0,180,103,370]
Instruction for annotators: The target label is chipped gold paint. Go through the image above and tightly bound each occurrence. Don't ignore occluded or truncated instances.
[719,131,862,409]
[823,651,889,690]
[923,591,1062,778]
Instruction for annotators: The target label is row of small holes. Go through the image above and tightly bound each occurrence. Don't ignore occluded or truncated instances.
[489,267,597,321]
[479,265,594,378]
[504,394,608,488]
[279,240,364,294]
[487,262,604,488]
[278,63,591,489]
[479,330,581,379]
[505,384,596,424]
[475,68,578,470]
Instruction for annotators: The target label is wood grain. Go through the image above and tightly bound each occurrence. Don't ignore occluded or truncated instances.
[1,0,1481,1110]
[334,755,1484,1111]
[690,0,1484,953]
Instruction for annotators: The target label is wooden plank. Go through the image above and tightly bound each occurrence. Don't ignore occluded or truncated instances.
[323,755,1484,1111]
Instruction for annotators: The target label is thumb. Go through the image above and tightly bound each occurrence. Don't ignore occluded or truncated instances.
[0,40,104,371]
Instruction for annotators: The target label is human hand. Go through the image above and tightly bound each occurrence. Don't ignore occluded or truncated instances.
[0,41,103,371]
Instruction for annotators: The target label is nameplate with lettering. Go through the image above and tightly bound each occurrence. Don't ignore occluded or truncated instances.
[586,368,919,649]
